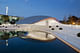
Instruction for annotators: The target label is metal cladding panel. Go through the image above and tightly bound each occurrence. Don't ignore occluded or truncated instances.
[16,16,51,24]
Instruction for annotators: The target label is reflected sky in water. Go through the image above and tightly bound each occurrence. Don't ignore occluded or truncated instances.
[0,37,77,53]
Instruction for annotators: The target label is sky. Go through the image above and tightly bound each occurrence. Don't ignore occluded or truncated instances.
[0,0,80,20]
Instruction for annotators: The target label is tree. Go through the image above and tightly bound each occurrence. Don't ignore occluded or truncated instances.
[68,16,78,24]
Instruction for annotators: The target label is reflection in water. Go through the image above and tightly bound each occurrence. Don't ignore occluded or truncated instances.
[0,31,28,40]
[0,31,77,53]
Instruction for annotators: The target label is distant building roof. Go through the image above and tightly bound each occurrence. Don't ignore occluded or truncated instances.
[16,16,57,24]
[0,14,23,18]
